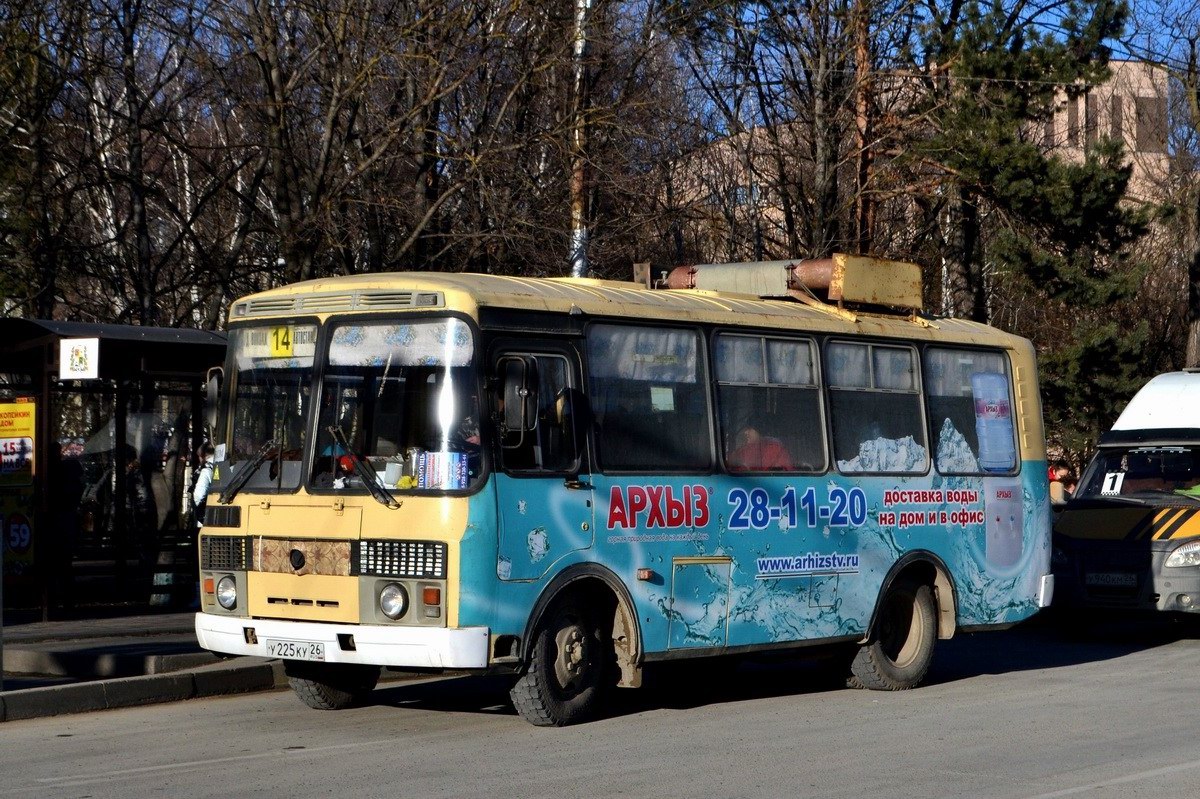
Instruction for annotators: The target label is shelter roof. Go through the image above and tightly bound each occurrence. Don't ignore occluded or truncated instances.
[0,318,225,348]
[0,318,226,380]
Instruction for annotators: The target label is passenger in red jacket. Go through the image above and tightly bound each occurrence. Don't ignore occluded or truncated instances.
[728,426,794,472]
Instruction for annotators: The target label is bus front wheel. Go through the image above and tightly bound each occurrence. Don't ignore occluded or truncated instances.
[285,662,380,710]
[510,599,611,726]
[849,579,936,691]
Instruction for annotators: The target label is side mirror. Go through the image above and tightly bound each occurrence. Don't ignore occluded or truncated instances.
[501,357,538,434]
[204,366,223,434]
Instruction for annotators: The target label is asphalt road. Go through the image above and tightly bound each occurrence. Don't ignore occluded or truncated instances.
[3,615,1200,799]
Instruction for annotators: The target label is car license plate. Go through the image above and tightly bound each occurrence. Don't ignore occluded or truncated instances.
[265,638,326,661]
[1084,572,1138,588]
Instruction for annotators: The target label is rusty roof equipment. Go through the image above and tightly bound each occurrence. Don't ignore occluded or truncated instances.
[663,253,923,312]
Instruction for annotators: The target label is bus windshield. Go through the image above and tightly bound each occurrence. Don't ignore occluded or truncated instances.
[224,323,319,490]
[310,318,481,492]
[1078,445,1200,502]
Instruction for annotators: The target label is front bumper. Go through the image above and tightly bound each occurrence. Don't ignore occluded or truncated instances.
[1053,539,1200,613]
[195,613,490,669]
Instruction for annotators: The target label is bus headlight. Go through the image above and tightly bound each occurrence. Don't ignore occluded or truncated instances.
[1166,540,1200,568]
[379,583,409,619]
[216,576,238,609]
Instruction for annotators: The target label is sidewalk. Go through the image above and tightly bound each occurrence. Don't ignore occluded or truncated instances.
[0,612,286,722]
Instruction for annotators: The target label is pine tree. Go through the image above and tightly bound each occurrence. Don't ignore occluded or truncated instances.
[907,0,1150,454]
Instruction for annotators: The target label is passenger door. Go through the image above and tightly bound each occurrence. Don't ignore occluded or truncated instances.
[491,344,594,582]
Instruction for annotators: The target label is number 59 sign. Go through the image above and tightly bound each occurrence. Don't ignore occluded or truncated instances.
[3,512,32,556]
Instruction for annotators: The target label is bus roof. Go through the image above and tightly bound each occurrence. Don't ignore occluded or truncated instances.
[229,272,1026,350]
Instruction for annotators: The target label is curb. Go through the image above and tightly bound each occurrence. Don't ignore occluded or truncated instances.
[3,648,219,680]
[0,658,287,723]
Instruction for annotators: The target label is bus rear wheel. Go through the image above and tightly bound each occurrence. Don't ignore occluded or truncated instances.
[285,662,380,710]
[849,579,936,691]
[510,599,611,726]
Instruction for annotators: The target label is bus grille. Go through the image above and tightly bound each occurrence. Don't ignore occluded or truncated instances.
[354,540,447,579]
[233,290,445,318]
[201,536,248,571]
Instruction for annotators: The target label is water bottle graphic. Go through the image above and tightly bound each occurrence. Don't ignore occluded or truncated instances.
[971,372,1016,473]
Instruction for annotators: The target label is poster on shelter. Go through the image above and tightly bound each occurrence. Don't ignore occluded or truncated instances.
[0,400,35,488]
[0,399,36,576]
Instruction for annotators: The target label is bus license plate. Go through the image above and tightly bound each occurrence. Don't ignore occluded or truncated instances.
[1084,572,1138,588]
[266,639,326,661]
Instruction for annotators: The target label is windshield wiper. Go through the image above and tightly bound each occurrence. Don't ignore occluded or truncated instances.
[327,424,400,509]
[218,439,278,505]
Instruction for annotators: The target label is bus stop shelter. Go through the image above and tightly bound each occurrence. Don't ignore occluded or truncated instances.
[0,319,226,619]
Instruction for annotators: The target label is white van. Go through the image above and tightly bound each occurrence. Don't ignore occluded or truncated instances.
[1053,370,1200,612]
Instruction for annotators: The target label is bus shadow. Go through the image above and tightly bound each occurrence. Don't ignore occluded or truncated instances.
[606,654,857,715]
[367,654,857,720]
[370,673,518,716]
[366,614,1200,720]
[924,612,1200,685]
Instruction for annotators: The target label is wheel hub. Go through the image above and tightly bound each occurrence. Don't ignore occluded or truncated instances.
[554,622,591,691]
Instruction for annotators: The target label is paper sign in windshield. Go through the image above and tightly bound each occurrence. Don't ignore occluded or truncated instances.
[1101,472,1126,496]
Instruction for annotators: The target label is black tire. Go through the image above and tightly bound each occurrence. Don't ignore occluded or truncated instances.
[849,580,937,691]
[285,662,380,710]
[510,599,611,726]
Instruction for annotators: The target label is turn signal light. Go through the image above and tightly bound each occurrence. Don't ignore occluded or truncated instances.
[423,587,441,606]
[203,578,215,594]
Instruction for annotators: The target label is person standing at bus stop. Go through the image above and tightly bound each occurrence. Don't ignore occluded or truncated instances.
[192,442,216,528]
[121,444,159,576]
[186,442,216,608]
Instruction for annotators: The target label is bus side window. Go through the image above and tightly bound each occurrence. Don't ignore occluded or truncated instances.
[828,341,927,474]
[586,323,712,472]
[923,347,1014,475]
[714,333,823,474]
[495,354,576,473]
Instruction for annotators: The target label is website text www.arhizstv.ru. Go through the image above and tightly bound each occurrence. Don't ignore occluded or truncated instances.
[755,552,860,579]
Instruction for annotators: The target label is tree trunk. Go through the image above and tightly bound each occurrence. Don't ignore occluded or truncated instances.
[31,125,58,319]
[853,0,873,255]
[569,0,592,278]
[249,0,312,284]
[122,0,156,326]
[1185,47,1200,367]
[810,48,840,257]
[942,188,986,321]
[1186,247,1200,368]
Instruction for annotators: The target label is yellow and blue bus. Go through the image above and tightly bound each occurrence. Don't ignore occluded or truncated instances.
[194,255,1054,726]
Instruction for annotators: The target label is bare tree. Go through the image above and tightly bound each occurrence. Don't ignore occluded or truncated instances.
[0,0,88,319]
[1123,0,1200,366]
